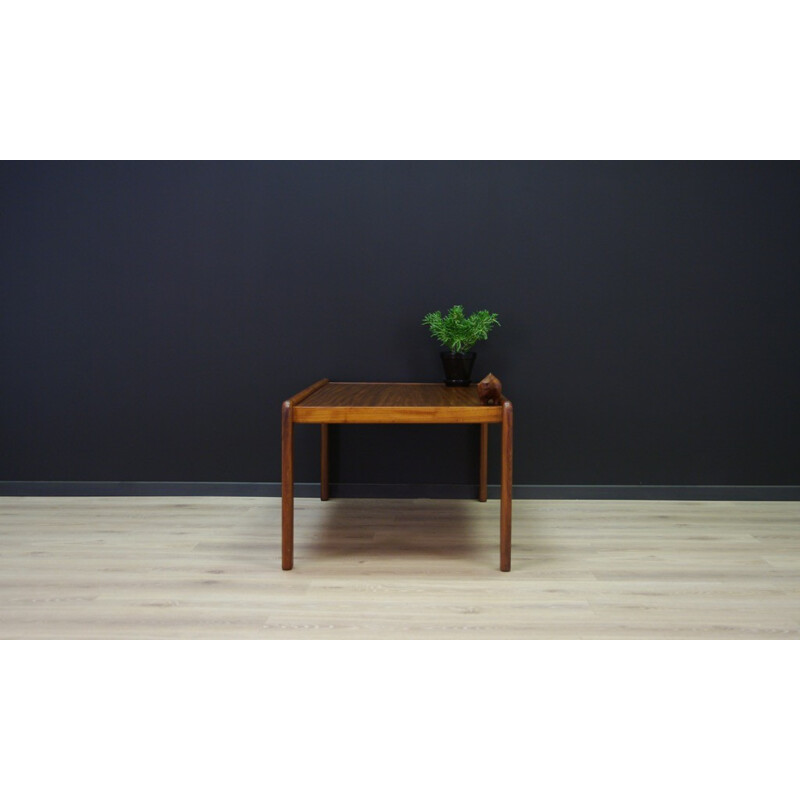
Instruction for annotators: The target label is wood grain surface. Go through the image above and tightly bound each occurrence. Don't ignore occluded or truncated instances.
[500,401,513,571]
[1,497,798,639]
[292,382,504,423]
[479,423,488,503]
[286,378,329,406]
[320,424,330,501]
[281,401,294,570]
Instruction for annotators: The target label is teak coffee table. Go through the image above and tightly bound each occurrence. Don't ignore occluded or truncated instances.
[281,380,513,571]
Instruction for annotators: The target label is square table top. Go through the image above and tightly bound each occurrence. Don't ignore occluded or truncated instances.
[289,381,507,424]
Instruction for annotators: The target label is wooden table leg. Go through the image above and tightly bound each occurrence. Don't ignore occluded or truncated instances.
[479,423,488,502]
[281,401,294,570]
[500,401,513,571]
[321,423,330,501]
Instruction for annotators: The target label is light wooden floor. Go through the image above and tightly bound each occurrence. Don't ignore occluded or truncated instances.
[0,497,798,639]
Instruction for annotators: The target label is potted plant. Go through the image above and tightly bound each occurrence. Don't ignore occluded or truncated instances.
[422,305,500,386]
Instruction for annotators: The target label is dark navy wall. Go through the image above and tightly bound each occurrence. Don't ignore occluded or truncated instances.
[2,161,799,489]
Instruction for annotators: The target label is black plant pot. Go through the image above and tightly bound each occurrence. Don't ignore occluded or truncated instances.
[440,351,477,386]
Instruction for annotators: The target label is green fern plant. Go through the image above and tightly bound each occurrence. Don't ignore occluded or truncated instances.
[422,305,500,354]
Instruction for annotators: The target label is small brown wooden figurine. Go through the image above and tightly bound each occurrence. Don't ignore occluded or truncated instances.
[477,373,502,405]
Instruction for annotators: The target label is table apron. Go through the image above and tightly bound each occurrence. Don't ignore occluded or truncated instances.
[293,407,503,424]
